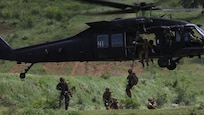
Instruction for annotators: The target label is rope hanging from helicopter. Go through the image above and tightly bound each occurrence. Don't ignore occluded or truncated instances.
[130,24,147,70]
[130,31,140,70]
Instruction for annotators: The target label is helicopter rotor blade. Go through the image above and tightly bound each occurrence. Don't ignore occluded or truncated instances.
[161,8,203,12]
[76,0,133,10]
[77,0,161,15]
[83,9,137,15]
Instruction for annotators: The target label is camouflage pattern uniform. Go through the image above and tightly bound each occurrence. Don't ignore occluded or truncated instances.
[138,39,150,67]
[147,98,157,109]
[110,98,120,109]
[56,77,72,110]
[126,69,138,98]
[102,87,112,110]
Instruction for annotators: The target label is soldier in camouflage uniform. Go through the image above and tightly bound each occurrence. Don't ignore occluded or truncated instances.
[110,97,120,109]
[102,87,112,110]
[147,97,157,109]
[56,77,72,110]
[126,69,138,98]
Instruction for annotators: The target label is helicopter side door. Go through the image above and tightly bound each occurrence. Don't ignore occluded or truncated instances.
[94,33,126,60]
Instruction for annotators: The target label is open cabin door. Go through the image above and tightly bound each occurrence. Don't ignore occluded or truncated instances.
[94,33,126,60]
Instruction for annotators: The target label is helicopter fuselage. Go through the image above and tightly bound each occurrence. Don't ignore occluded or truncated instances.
[0,17,204,72]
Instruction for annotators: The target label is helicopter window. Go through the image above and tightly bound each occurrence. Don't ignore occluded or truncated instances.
[111,33,123,47]
[175,31,181,42]
[183,27,203,46]
[97,35,109,48]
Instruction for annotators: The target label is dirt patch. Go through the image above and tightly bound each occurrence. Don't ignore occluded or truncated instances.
[9,63,28,73]
[42,61,144,76]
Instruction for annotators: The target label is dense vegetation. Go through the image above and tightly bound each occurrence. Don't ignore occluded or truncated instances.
[1,60,204,114]
[1,0,204,114]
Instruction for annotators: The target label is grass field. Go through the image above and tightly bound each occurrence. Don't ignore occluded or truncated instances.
[1,0,204,115]
[1,58,204,114]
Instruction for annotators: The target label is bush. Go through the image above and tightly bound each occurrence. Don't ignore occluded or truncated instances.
[44,6,63,21]
[155,92,168,107]
[31,7,40,15]
[173,77,196,105]
[19,17,34,28]
[188,108,199,115]
[121,98,140,109]
[101,73,110,79]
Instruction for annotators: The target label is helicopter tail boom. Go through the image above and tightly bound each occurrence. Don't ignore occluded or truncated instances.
[0,37,12,59]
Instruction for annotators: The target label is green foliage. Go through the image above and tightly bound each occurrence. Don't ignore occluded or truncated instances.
[44,6,63,21]
[179,0,202,8]
[121,98,140,109]
[155,92,168,107]
[154,0,181,7]
[20,16,34,28]
[188,108,199,115]
[0,0,204,114]
[173,76,196,106]
[100,73,110,79]
[2,106,18,115]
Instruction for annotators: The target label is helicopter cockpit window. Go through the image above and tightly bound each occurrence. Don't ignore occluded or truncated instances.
[111,33,123,47]
[97,35,109,48]
[184,26,203,46]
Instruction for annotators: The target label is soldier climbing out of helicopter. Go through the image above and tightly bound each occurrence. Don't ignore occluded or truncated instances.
[138,38,152,67]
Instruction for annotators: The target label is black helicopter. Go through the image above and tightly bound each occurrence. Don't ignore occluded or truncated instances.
[0,0,204,79]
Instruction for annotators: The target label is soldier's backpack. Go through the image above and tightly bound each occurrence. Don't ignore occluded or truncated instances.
[130,73,138,86]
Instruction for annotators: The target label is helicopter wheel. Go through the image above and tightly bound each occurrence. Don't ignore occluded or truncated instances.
[158,57,168,68]
[166,59,177,70]
[19,73,26,79]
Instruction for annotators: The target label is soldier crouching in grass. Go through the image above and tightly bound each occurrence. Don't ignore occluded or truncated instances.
[56,77,72,110]
[147,97,157,109]
[110,97,123,109]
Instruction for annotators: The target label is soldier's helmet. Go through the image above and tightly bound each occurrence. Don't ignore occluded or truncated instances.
[105,87,110,91]
[60,77,65,82]
[128,69,132,73]
[148,97,154,102]
[112,97,117,102]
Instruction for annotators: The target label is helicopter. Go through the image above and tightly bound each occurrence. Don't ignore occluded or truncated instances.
[0,0,204,79]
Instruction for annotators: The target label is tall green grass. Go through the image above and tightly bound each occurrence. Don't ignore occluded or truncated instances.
[1,59,204,114]
[0,0,204,114]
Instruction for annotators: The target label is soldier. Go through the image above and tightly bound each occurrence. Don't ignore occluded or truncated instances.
[138,39,151,67]
[147,98,157,109]
[148,40,156,64]
[164,28,174,46]
[110,97,120,109]
[102,87,112,110]
[56,77,72,110]
[125,69,138,98]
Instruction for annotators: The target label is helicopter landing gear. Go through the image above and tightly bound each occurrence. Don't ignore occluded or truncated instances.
[166,59,176,70]
[19,63,34,79]
[158,57,177,70]
[158,56,168,68]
